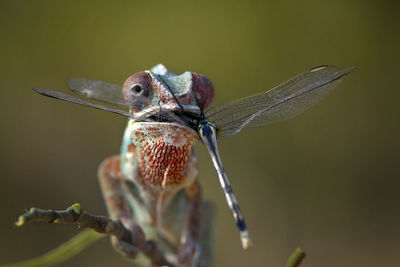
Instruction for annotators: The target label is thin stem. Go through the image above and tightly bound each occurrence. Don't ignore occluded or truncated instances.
[1,230,103,267]
[286,247,306,267]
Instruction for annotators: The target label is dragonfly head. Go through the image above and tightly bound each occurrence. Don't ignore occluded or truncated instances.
[122,64,215,124]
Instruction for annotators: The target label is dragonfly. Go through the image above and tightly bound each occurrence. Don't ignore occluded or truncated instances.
[33,64,354,266]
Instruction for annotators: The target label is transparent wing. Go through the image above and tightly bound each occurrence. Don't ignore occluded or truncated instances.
[205,65,355,140]
[32,88,142,119]
[32,88,174,122]
[68,78,128,107]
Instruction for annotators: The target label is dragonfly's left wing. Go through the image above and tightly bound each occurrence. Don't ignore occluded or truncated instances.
[205,65,355,140]
[68,78,128,107]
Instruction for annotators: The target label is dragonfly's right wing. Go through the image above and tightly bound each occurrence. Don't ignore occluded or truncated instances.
[32,88,141,119]
[34,79,174,122]
[68,78,128,107]
[205,65,355,140]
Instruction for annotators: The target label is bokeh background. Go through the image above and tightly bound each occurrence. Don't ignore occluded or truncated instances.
[1,1,399,266]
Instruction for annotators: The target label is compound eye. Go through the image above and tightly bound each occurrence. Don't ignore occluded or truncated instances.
[132,85,143,94]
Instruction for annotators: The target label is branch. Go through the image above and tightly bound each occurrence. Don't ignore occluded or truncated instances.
[286,247,306,267]
[10,203,172,267]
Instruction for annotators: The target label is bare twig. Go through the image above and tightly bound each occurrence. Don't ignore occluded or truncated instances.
[12,203,172,267]
[286,247,306,267]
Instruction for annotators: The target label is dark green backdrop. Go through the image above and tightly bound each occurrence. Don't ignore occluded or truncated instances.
[1,1,399,266]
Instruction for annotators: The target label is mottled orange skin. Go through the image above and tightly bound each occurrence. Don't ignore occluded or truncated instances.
[131,123,198,188]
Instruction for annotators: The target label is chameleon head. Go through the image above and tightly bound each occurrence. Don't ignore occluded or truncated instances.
[120,64,215,189]
[122,64,214,116]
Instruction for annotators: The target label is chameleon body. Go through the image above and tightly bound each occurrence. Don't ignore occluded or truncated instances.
[98,65,215,266]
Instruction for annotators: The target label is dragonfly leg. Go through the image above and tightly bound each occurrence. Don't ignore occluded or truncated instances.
[98,156,145,259]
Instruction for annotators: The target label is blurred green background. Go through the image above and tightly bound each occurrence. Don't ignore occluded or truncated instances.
[1,1,399,266]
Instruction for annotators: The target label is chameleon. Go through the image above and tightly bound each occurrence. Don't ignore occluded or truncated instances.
[33,63,354,266]
[99,65,216,266]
